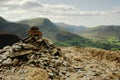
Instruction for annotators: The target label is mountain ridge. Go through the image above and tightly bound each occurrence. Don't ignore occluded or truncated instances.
[0,33,20,48]
[0,16,120,50]
[80,25,120,40]
[18,17,84,42]
[0,18,29,38]
[0,16,8,23]
[55,22,87,34]
[0,16,91,47]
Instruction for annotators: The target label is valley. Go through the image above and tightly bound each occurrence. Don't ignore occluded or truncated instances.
[0,16,120,50]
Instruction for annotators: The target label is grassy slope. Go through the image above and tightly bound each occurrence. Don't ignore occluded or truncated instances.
[18,18,87,42]
[79,25,120,50]
[1,16,119,50]
[55,23,87,34]
[81,25,120,40]
[0,17,29,38]
[19,18,108,49]
[18,18,120,50]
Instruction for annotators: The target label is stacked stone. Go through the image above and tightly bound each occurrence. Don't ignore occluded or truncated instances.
[0,37,71,79]
[0,37,119,80]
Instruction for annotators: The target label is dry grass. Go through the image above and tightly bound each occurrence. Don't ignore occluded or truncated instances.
[24,66,48,80]
[1,47,120,80]
[2,66,48,80]
[61,46,120,62]
[61,47,120,80]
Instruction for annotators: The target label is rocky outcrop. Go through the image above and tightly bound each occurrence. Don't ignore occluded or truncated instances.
[62,47,120,80]
[0,36,65,80]
[0,36,120,80]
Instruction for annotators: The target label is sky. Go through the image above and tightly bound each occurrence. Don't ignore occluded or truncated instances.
[0,0,120,27]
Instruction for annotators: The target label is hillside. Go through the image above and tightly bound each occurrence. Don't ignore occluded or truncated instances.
[0,16,29,38]
[18,18,88,42]
[1,16,82,42]
[0,38,119,80]
[0,16,7,23]
[0,34,20,48]
[0,35,119,80]
[0,16,119,50]
[18,18,108,49]
[0,17,98,49]
[54,24,120,50]
[80,25,120,40]
[78,25,120,50]
[55,22,87,34]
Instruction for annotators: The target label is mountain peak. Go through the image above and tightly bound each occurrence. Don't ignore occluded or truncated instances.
[0,16,7,22]
[42,18,54,25]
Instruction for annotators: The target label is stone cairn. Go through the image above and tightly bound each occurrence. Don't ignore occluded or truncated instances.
[0,27,72,80]
[0,27,120,80]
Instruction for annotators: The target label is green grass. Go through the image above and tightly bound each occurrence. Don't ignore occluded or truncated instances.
[55,36,120,50]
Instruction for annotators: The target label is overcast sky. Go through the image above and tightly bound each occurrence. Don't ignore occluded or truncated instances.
[0,0,120,27]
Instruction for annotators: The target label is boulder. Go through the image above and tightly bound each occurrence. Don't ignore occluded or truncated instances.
[3,46,13,53]
[12,44,22,52]
[10,50,33,57]
[21,43,38,50]
[2,58,12,65]
[0,54,7,62]
[12,58,19,66]
[3,52,10,57]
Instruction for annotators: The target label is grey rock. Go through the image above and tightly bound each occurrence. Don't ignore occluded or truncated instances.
[48,72,54,77]
[0,35,65,79]
[34,52,42,54]
[2,58,12,65]
[63,61,70,67]
[21,43,38,50]
[0,54,7,62]
[11,67,15,73]
[10,50,33,57]
[27,54,34,59]
[54,60,62,66]
[12,45,22,52]
[0,50,5,54]
[3,51,10,57]
[0,57,3,63]
[36,38,43,42]
[3,46,13,53]
[12,58,19,66]
[19,77,25,80]
[3,46,11,50]
[42,39,50,47]
[0,63,2,67]
[52,48,58,55]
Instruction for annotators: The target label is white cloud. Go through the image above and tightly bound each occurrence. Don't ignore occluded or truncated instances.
[0,0,120,26]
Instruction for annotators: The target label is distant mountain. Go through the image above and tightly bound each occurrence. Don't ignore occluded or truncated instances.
[55,23,87,34]
[0,34,20,48]
[18,18,86,42]
[0,16,7,23]
[18,18,102,48]
[19,18,120,50]
[80,25,120,40]
[1,17,86,48]
[0,16,29,38]
[1,16,119,50]
[0,16,90,45]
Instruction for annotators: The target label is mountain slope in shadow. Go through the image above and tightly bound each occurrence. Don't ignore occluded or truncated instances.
[0,16,29,38]
[0,34,20,48]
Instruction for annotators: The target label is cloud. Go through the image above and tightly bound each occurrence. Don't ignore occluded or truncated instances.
[0,0,42,10]
[0,0,120,26]
[0,0,118,16]
[108,8,120,16]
